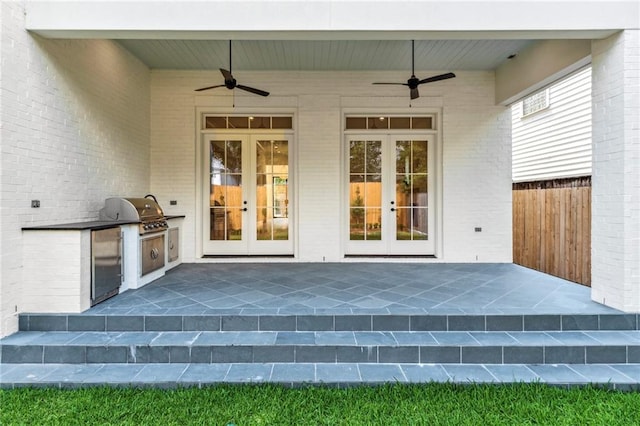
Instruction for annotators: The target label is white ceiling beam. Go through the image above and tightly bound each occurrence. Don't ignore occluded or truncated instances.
[26,1,638,40]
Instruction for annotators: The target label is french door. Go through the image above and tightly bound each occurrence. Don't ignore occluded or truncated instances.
[345,134,435,255]
[203,134,293,255]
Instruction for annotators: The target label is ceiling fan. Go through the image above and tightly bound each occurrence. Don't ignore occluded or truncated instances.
[195,40,269,97]
[373,40,456,100]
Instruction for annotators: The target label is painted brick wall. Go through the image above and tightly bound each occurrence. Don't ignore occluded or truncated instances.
[150,70,512,264]
[591,30,640,312]
[0,2,151,336]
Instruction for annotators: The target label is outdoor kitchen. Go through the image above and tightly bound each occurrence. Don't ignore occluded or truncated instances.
[20,196,183,314]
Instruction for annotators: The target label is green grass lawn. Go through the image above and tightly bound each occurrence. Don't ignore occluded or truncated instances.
[2,383,639,425]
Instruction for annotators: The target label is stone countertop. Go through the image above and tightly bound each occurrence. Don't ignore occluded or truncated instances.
[22,215,185,231]
[22,220,138,231]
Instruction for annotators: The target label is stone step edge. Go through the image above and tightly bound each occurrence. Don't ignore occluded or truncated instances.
[2,363,640,391]
[18,313,640,332]
[2,343,639,364]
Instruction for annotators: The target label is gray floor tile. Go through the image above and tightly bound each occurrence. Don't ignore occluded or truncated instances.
[431,332,479,345]
[83,365,145,383]
[401,364,450,382]
[508,332,561,345]
[315,332,356,345]
[568,365,636,383]
[193,332,241,345]
[528,365,588,383]
[276,332,315,345]
[316,364,360,382]
[0,364,55,383]
[610,365,640,381]
[225,364,273,383]
[544,331,599,345]
[358,364,406,382]
[584,331,634,344]
[353,332,397,346]
[66,332,117,345]
[444,365,496,383]
[134,364,188,382]
[484,365,539,382]
[270,363,316,382]
[150,332,201,345]
[178,364,230,383]
[0,332,45,345]
[38,364,104,383]
[108,332,160,345]
[469,332,518,345]
[393,332,438,345]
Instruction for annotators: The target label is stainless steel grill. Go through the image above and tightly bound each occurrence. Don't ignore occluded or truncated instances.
[99,196,168,235]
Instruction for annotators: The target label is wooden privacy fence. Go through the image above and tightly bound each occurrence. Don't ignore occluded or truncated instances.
[512,177,591,286]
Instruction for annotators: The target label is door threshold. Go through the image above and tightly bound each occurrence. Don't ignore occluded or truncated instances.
[344,254,437,259]
[202,254,295,259]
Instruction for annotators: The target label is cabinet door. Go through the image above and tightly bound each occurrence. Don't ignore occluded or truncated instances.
[168,228,179,262]
[141,234,165,276]
[91,227,122,305]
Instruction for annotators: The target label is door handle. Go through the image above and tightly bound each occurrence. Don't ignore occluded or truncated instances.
[391,208,396,212]
[242,208,248,211]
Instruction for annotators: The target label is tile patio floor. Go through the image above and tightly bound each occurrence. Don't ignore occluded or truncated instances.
[88,263,618,316]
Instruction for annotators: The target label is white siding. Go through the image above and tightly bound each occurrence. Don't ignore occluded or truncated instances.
[511,67,592,182]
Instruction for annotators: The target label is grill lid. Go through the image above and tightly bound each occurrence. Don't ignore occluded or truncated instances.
[99,197,164,222]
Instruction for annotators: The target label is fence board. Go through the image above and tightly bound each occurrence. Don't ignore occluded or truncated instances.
[512,177,591,286]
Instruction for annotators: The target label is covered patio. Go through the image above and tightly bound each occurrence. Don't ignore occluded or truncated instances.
[6,263,640,389]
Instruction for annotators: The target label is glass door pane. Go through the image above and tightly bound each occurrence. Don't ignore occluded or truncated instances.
[210,140,243,241]
[395,140,429,241]
[256,140,289,241]
[349,140,382,240]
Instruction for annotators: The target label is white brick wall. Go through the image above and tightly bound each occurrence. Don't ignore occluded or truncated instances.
[591,30,640,312]
[0,2,151,336]
[150,70,512,264]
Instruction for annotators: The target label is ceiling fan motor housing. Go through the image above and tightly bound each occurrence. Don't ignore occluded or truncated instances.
[225,78,237,89]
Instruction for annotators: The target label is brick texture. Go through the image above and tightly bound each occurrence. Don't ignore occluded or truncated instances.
[150,70,512,263]
[591,30,640,312]
[0,2,150,337]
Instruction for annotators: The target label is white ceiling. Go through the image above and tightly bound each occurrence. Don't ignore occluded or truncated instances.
[117,39,537,71]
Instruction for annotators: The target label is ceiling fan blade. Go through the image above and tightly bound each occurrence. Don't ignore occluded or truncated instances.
[372,82,409,86]
[418,72,456,85]
[194,84,226,92]
[237,84,270,97]
[219,68,233,81]
[410,87,420,100]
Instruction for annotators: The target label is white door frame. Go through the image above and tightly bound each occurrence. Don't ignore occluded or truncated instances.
[341,109,443,258]
[195,108,297,258]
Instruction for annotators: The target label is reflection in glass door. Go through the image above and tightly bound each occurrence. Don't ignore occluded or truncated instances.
[209,139,244,243]
[256,140,289,242]
[394,140,429,241]
[204,135,293,255]
[346,134,435,255]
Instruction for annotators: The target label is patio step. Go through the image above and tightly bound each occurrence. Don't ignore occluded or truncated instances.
[2,330,640,365]
[17,313,640,333]
[3,363,640,390]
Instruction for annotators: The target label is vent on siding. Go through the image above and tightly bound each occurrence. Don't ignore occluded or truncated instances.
[522,90,549,117]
